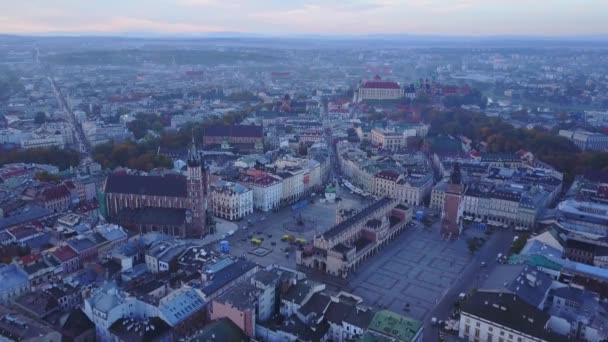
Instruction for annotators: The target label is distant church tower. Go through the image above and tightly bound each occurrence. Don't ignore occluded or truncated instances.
[186,135,208,237]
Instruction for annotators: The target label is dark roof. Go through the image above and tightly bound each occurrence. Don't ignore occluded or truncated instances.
[40,184,70,201]
[566,239,595,253]
[298,292,332,317]
[201,258,257,296]
[115,207,187,226]
[190,318,248,342]
[50,245,78,262]
[105,174,187,197]
[67,237,96,252]
[60,309,95,339]
[344,307,374,328]
[109,317,172,342]
[323,198,392,240]
[461,290,550,339]
[551,286,585,304]
[282,282,313,304]
[361,81,400,89]
[325,301,352,324]
[252,269,279,286]
[480,152,521,163]
[204,124,263,138]
[375,170,400,181]
[13,290,59,318]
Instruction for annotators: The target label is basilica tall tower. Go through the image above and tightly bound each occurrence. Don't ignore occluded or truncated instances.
[186,135,208,237]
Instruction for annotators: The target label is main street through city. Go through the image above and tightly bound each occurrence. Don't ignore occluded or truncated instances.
[45,64,92,158]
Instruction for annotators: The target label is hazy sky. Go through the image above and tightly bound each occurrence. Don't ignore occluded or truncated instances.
[1,0,606,36]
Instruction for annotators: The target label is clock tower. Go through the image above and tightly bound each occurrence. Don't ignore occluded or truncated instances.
[186,135,208,237]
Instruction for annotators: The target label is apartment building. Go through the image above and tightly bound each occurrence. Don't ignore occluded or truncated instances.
[459,291,560,342]
[370,128,405,151]
[372,170,434,206]
[461,182,550,231]
[209,181,254,221]
[238,170,283,212]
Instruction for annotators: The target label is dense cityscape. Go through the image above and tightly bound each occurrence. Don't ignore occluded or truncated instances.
[1,34,608,342]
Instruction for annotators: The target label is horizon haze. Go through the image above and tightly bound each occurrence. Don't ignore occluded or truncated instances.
[1,0,607,37]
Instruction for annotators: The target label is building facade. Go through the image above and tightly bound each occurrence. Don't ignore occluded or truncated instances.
[297,198,411,278]
[371,128,405,151]
[102,138,209,238]
[353,76,404,103]
[238,171,283,212]
[209,181,254,221]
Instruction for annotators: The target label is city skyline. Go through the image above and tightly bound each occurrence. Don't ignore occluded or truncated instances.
[1,0,608,37]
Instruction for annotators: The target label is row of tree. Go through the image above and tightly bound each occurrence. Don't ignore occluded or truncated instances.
[92,140,173,171]
[0,147,81,170]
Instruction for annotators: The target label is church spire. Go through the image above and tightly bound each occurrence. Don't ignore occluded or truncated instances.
[188,131,201,167]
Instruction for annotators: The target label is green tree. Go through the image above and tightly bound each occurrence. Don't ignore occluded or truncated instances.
[34,171,63,182]
[34,112,47,125]
[467,238,479,254]
[0,147,80,170]
[510,234,529,254]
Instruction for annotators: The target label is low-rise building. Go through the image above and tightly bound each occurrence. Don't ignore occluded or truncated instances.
[371,128,405,150]
[238,170,283,212]
[365,310,423,342]
[0,304,61,341]
[459,290,561,342]
[297,198,411,278]
[547,286,608,341]
[462,181,550,231]
[203,124,264,152]
[559,130,608,151]
[48,245,81,275]
[372,170,433,206]
[209,282,261,337]
[0,264,30,303]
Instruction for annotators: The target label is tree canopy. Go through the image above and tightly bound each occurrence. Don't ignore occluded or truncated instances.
[0,147,81,170]
[423,107,608,182]
[92,140,172,171]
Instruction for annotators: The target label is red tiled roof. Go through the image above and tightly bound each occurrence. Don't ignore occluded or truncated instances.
[375,170,400,181]
[19,253,41,264]
[8,225,40,240]
[63,181,76,190]
[361,81,401,89]
[51,245,78,262]
[0,168,27,180]
[40,185,70,201]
